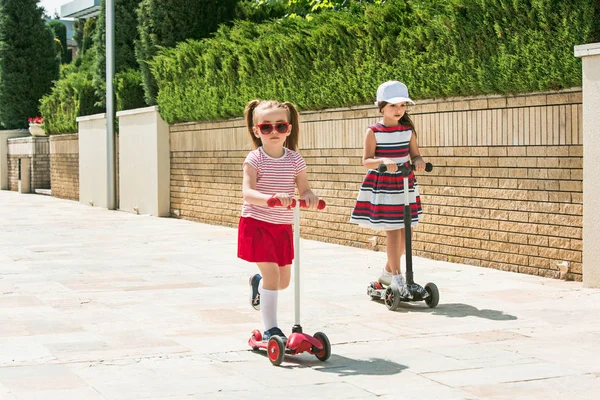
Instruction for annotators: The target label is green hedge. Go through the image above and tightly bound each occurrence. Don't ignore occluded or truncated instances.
[115,68,146,111]
[136,0,239,105]
[39,48,104,135]
[40,50,147,134]
[152,0,598,124]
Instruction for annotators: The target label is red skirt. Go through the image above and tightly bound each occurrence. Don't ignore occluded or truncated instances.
[238,217,294,267]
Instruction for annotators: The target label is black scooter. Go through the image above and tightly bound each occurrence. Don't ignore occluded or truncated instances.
[367,162,439,311]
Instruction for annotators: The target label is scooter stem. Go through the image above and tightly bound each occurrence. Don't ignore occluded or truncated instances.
[293,200,302,331]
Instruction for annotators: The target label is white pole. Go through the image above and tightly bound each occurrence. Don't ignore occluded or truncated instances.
[106,0,116,210]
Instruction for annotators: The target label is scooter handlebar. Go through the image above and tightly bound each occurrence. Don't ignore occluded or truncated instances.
[377,162,433,173]
[267,197,326,210]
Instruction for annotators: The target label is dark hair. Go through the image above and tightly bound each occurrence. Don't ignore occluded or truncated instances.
[377,101,417,137]
[243,99,300,151]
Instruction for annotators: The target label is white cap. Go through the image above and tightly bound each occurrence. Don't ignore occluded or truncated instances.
[375,81,415,105]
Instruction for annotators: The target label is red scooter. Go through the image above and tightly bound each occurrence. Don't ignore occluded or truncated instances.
[248,198,331,366]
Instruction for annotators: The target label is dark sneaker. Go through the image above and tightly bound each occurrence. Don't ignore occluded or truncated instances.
[263,327,287,342]
[249,274,261,310]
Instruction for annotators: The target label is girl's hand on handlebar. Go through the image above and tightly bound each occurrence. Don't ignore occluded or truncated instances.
[382,158,398,173]
[271,193,293,208]
[301,192,320,209]
[413,158,426,172]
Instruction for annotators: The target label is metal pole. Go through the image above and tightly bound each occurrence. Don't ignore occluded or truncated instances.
[106,0,116,210]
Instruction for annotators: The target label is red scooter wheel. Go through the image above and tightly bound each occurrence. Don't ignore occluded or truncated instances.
[312,332,331,362]
[268,336,285,366]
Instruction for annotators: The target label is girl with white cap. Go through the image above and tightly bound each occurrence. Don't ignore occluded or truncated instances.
[350,81,427,298]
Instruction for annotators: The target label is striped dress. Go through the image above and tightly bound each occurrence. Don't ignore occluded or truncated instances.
[350,122,423,230]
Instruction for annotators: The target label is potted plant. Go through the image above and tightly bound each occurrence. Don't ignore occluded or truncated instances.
[28,116,46,136]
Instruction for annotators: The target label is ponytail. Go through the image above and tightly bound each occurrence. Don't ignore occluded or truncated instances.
[244,99,263,149]
[282,102,300,152]
[400,113,417,137]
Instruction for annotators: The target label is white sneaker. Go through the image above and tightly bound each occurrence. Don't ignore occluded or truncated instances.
[391,274,412,299]
[378,269,392,286]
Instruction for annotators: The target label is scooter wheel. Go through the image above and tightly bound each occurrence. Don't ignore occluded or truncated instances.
[424,282,439,308]
[313,332,331,362]
[251,329,262,351]
[267,336,285,366]
[385,286,401,311]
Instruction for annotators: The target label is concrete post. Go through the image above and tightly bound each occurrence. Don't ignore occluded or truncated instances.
[575,42,600,288]
[116,106,170,217]
[77,113,108,208]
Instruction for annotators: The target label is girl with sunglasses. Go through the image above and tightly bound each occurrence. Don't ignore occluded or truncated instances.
[350,81,427,298]
[238,99,320,342]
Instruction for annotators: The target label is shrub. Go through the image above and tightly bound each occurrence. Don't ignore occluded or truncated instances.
[151,0,597,124]
[40,48,103,134]
[115,68,146,111]
[136,0,239,105]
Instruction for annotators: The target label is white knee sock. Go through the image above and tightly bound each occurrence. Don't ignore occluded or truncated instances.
[260,288,278,331]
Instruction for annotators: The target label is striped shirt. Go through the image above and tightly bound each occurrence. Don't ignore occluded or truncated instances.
[241,147,307,224]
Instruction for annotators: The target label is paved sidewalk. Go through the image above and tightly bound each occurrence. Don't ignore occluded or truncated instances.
[0,190,599,400]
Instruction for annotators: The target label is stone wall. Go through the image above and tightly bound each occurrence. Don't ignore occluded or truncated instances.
[169,88,582,281]
[49,134,79,201]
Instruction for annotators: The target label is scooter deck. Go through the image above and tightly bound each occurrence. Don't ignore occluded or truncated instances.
[248,331,325,355]
[367,282,428,302]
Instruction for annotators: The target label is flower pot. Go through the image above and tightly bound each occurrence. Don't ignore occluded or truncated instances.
[29,124,46,137]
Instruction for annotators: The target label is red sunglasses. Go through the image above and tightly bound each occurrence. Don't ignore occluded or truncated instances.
[256,122,290,135]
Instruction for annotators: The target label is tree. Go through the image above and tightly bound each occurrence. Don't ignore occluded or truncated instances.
[0,0,59,129]
[136,0,239,105]
[93,0,142,107]
[48,20,67,63]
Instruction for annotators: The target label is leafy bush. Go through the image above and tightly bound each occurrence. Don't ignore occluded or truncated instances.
[152,0,597,124]
[115,68,146,111]
[39,70,102,134]
[40,48,103,134]
[136,0,239,105]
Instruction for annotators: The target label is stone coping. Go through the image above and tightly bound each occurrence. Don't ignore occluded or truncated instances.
[48,133,78,141]
[575,42,600,57]
[76,113,106,123]
[116,105,159,118]
[170,88,582,132]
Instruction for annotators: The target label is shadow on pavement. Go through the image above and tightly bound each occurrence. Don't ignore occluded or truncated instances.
[390,302,517,320]
[276,353,407,376]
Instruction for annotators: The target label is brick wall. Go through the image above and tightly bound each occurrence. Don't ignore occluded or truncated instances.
[49,134,79,201]
[7,137,50,192]
[170,89,583,281]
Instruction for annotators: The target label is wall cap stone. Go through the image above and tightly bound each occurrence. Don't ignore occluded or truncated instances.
[116,105,159,118]
[76,113,106,123]
[575,42,600,57]
[49,133,78,142]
